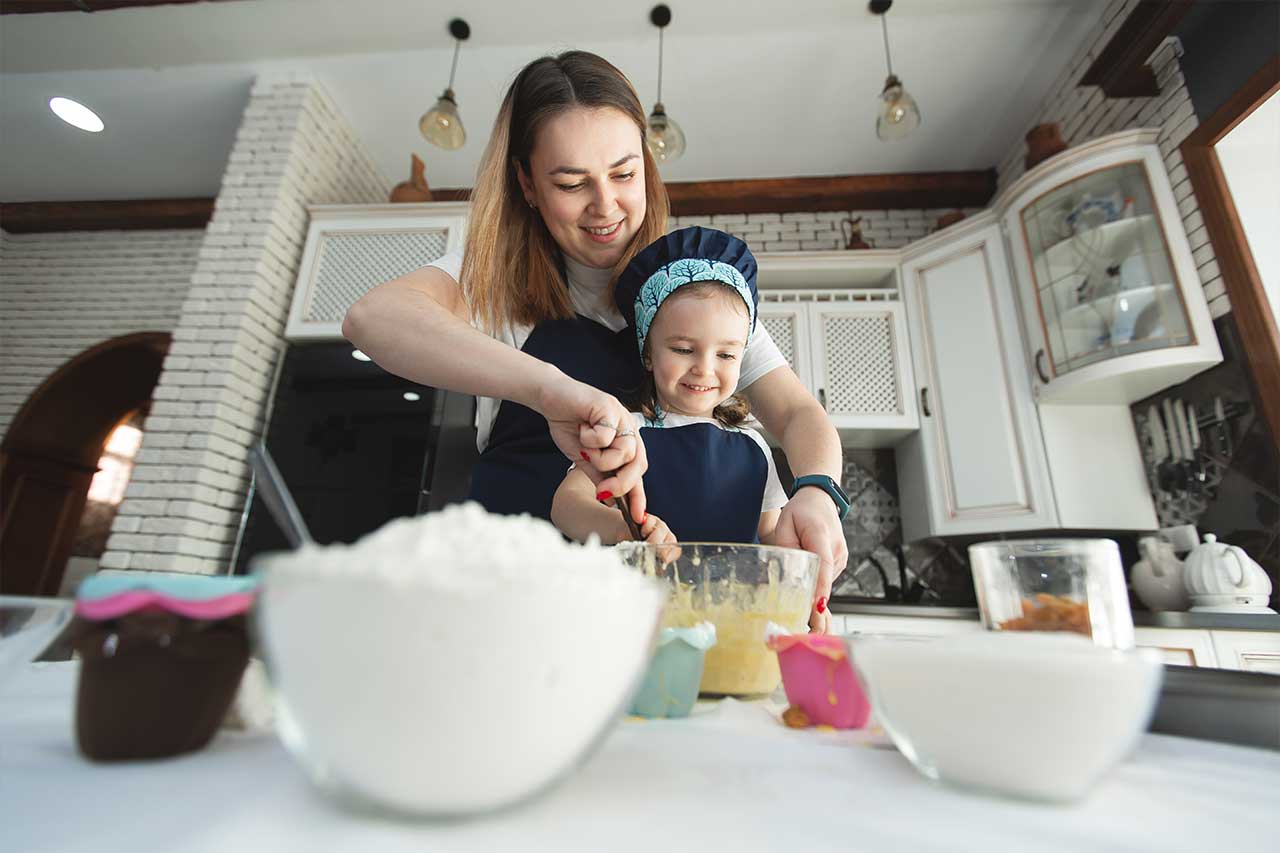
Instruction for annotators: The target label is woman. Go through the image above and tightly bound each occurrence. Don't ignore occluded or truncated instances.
[342,51,847,630]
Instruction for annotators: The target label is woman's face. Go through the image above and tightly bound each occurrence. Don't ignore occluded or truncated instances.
[518,107,648,270]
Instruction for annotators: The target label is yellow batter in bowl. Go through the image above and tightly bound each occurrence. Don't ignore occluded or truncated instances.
[614,543,819,696]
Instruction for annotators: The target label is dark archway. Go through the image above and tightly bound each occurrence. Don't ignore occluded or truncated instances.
[0,332,170,595]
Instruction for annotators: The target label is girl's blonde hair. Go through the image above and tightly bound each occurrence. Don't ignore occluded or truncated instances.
[633,284,753,429]
[461,51,670,335]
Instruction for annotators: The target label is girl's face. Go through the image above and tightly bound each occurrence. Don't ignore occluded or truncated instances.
[645,288,749,419]
[517,107,648,270]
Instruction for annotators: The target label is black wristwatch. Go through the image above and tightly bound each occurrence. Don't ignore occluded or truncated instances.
[791,474,851,522]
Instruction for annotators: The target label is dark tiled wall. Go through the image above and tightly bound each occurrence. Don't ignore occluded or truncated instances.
[1131,316,1280,609]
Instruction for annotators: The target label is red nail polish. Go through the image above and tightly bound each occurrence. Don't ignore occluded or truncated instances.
[596,490,613,501]
[580,451,590,461]
[816,597,827,614]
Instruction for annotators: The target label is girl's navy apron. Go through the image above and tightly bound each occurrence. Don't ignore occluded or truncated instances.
[639,422,767,544]
[469,315,768,543]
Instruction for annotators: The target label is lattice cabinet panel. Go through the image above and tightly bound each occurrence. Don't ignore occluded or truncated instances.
[816,308,901,417]
[286,204,469,340]
[758,292,917,441]
[756,302,812,391]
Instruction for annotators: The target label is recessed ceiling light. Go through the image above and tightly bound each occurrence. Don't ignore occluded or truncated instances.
[351,349,371,361]
[49,97,104,133]
[403,391,421,402]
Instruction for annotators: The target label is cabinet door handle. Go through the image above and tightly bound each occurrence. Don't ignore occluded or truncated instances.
[920,387,932,417]
[1034,349,1051,384]
[818,388,827,410]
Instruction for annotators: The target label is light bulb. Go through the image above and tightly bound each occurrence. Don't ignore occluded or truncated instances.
[420,89,465,150]
[49,97,104,133]
[645,104,685,162]
[876,75,921,141]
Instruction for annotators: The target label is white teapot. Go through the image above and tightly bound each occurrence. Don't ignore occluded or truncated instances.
[1130,537,1189,612]
[1183,534,1276,614]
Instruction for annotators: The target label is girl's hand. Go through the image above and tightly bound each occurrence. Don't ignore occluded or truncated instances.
[536,373,647,525]
[637,511,676,545]
[632,511,682,565]
[770,487,848,634]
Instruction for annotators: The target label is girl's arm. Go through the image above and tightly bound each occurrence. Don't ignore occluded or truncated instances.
[343,267,648,519]
[552,466,677,546]
[552,466,631,544]
[757,509,782,544]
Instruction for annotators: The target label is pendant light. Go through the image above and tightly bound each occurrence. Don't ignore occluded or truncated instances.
[420,18,470,150]
[869,0,921,141]
[645,5,686,162]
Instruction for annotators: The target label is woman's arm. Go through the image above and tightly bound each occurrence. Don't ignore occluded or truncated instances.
[342,268,647,519]
[744,366,848,633]
[343,267,560,411]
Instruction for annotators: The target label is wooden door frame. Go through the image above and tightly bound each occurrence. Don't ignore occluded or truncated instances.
[1180,56,1280,443]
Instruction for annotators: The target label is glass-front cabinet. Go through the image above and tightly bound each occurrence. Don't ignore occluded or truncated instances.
[1003,130,1221,403]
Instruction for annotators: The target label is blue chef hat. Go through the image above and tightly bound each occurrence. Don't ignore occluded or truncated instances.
[614,226,759,357]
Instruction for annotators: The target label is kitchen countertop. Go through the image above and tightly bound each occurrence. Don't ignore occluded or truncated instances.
[832,602,1280,631]
[2,662,1275,852]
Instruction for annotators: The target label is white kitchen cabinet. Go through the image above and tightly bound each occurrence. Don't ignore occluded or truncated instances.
[757,293,918,445]
[1134,627,1220,667]
[896,221,1059,540]
[1001,129,1221,403]
[1210,631,1280,674]
[838,614,1280,675]
[285,202,469,340]
[838,613,982,640]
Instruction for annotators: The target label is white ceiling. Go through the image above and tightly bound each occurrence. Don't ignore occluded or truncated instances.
[0,0,1108,203]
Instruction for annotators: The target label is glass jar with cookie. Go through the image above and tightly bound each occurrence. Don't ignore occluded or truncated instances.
[969,539,1135,650]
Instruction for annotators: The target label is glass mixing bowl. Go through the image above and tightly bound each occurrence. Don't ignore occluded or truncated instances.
[613,542,819,696]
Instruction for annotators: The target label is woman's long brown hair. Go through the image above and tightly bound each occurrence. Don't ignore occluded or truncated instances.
[460,51,670,335]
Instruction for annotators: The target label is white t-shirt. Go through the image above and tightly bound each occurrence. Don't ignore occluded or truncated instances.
[629,411,789,514]
[427,248,789,451]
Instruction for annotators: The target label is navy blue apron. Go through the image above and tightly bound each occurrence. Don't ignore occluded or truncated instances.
[468,315,642,521]
[639,422,767,544]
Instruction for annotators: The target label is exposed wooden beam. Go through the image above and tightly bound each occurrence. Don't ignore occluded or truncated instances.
[1180,55,1280,446]
[433,169,998,217]
[1081,0,1196,98]
[1,0,243,13]
[0,198,214,232]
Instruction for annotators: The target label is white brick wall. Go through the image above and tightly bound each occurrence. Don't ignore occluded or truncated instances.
[99,74,389,574]
[0,228,204,437]
[670,207,983,252]
[995,0,1229,318]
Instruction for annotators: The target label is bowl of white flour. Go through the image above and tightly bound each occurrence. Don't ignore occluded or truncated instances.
[252,502,664,818]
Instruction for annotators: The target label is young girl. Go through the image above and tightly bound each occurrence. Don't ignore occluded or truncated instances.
[552,227,788,545]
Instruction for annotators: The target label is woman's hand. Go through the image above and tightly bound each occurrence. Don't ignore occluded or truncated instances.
[770,487,849,634]
[535,373,647,525]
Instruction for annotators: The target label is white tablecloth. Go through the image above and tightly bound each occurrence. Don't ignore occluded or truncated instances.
[1,662,1275,853]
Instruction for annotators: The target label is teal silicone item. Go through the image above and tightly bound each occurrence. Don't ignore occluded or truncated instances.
[629,623,716,719]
